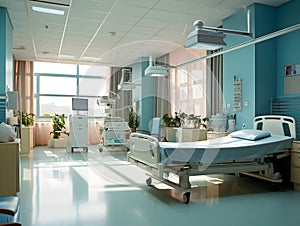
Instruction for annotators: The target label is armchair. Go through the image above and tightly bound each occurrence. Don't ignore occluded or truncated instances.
[0,223,21,226]
[136,118,164,141]
[0,196,19,225]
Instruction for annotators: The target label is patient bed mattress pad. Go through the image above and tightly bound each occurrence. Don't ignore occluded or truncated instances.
[159,134,293,165]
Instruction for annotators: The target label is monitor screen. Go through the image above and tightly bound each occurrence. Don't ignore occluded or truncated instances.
[72,98,88,111]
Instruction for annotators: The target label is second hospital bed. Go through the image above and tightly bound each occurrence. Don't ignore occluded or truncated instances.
[127,115,296,203]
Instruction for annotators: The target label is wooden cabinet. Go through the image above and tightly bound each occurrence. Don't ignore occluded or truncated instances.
[291,141,300,191]
[0,139,20,196]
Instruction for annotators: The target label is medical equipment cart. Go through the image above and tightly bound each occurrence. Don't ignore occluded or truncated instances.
[99,117,130,152]
[67,115,88,152]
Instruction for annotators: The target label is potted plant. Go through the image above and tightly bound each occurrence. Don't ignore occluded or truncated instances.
[186,114,209,129]
[17,111,35,154]
[48,114,67,148]
[162,112,182,142]
[128,107,139,132]
[50,114,66,139]
[17,110,35,126]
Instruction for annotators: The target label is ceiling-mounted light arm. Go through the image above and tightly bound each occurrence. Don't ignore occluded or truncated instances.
[200,9,252,37]
[186,10,252,50]
[202,25,252,37]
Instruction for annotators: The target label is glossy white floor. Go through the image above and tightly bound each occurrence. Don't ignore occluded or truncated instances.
[19,146,300,226]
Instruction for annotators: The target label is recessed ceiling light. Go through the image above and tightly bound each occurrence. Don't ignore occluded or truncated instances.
[32,6,65,15]
[81,56,103,62]
[60,55,75,59]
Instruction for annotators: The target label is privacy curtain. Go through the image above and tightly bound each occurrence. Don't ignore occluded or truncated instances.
[206,50,223,116]
[14,60,34,114]
[154,54,170,117]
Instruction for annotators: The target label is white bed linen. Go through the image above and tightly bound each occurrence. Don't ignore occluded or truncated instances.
[159,134,293,165]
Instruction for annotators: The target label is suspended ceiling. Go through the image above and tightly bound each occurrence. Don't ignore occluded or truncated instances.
[0,0,290,66]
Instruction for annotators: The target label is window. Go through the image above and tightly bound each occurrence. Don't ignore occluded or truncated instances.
[169,48,207,117]
[170,63,206,116]
[34,62,109,117]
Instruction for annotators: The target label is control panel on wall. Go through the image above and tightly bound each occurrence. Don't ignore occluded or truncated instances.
[233,76,242,112]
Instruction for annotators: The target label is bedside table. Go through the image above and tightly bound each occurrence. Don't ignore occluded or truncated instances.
[291,141,300,191]
[207,131,229,140]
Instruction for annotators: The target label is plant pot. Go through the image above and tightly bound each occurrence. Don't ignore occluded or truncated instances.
[166,127,177,142]
[21,126,34,154]
[48,138,66,148]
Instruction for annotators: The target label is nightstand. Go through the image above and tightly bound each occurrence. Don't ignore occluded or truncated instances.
[291,141,300,191]
[175,128,207,142]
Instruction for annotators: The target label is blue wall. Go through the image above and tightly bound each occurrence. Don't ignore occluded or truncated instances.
[0,7,13,123]
[131,57,155,131]
[222,2,298,130]
[223,5,255,130]
[276,0,300,97]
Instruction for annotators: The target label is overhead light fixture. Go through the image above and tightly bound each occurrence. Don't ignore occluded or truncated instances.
[32,6,65,15]
[118,68,142,91]
[185,11,252,50]
[145,56,169,77]
[185,20,226,50]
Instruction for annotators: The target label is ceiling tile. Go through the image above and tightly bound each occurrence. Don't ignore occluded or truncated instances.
[0,0,291,65]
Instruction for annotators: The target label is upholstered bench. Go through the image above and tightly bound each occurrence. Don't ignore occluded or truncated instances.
[0,196,19,224]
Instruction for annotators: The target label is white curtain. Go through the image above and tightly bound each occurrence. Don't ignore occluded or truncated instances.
[34,120,101,146]
[14,60,34,113]
[154,54,170,117]
[169,47,207,117]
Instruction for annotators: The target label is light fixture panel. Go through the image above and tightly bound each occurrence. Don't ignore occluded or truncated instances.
[32,6,65,15]
[144,65,169,77]
[185,29,226,50]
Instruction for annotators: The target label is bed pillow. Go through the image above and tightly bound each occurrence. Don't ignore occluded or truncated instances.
[0,122,17,142]
[229,129,271,141]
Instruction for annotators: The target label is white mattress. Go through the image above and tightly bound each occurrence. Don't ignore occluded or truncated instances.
[159,134,293,165]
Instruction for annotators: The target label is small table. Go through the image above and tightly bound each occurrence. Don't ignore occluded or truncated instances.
[175,128,207,142]
[207,131,229,140]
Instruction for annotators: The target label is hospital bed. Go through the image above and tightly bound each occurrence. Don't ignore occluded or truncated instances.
[127,115,295,203]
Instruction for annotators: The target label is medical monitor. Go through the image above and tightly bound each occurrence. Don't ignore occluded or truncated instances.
[72,98,88,111]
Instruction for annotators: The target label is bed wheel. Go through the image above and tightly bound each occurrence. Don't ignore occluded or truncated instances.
[99,147,103,152]
[146,177,152,186]
[183,192,190,204]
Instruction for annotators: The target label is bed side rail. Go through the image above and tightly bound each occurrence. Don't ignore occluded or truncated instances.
[128,132,160,166]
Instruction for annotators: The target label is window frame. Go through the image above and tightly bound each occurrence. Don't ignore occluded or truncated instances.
[34,64,108,118]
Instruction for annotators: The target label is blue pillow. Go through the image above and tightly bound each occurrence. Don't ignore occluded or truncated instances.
[229,129,271,141]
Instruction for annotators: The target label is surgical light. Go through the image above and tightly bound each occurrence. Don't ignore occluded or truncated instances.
[145,57,169,77]
[185,13,252,50]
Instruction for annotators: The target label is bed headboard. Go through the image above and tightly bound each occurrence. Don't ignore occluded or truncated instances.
[253,115,296,138]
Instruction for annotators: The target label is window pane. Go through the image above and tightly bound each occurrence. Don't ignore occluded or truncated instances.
[39,96,73,116]
[178,69,188,84]
[39,96,105,117]
[86,97,105,116]
[40,77,77,95]
[193,84,203,98]
[79,78,106,96]
[180,87,188,100]
[79,65,109,77]
[34,62,77,75]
